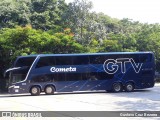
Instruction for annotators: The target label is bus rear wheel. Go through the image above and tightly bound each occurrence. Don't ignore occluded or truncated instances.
[30,86,41,96]
[112,82,122,92]
[45,86,55,95]
[125,82,134,92]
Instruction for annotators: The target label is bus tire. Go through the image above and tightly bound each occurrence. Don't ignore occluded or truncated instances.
[45,85,55,95]
[125,82,134,92]
[112,82,122,92]
[30,86,41,96]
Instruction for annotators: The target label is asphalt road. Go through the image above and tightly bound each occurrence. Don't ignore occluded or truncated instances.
[0,84,160,120]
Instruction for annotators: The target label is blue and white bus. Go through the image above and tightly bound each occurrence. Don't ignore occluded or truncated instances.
[5,52,155,95]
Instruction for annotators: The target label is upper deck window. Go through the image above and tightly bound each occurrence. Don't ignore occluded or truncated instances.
[36,56,56,68]
[36,55,90,68]
[15,57,36,67]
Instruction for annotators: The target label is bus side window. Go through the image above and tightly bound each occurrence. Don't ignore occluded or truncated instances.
[15,57,36,67]
[140,54,151,63]
[127,54,139,63]
[35,57,56,68]
[72,56,89,65]
[89,55,101,64]
[140,55,147,63]
[55,56,73,65]
[89,55,107,64]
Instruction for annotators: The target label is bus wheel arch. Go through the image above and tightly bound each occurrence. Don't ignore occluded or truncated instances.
[112,82,123,92]
[30,85,41,96]
[125,81,135,92]
[44,84,56,95]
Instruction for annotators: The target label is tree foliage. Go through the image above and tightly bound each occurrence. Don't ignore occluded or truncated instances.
[30,0,67,30]
[0,0,67,31]
[0,26,85,69]
[0,0,160,72]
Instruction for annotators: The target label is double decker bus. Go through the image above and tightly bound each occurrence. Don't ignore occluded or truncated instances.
[5,52,155,95]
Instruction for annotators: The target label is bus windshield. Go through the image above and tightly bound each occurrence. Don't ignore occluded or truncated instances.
[9,56,36,84]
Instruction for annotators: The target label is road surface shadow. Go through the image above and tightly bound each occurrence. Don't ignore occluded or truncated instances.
[0,89,153,98]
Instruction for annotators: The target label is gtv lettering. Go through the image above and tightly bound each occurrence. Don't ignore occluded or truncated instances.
[103,58,143,74]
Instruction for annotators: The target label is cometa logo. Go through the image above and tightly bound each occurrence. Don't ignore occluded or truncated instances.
[50,67,77,72]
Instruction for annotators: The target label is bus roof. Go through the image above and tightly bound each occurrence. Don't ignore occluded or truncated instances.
[17,52,153,58]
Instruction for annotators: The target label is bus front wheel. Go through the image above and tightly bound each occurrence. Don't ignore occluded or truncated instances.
[112,82,122,92]
[125,82,134,92]
[30,86,41,96]
[45,86,55,95]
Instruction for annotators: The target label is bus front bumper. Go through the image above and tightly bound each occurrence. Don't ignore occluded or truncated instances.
[8,85,28,94]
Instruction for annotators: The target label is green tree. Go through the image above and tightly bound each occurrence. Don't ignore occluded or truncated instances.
[0,0,31,28]
[30,0,67,31]
[0,0,67,31]
[100,39,121,52]
[0,26,85,69]
[62,0,93,45]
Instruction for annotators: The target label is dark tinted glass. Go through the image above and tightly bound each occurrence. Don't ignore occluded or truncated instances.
[140,54,152,62]
[36,56,56,68]
[55,56,73,65]
[123,54,152,63]
[72,56,89,65]
[65,73,82,81]
[121,54,139,63]
[89,55,106,64]
[31,74,54,82]
[15,57,36,67]
[90,72,114,80]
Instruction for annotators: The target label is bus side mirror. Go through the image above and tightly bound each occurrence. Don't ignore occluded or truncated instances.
[4,67,21,78]
[4,71,9,78]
